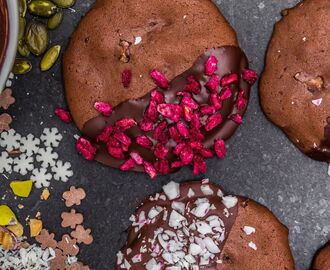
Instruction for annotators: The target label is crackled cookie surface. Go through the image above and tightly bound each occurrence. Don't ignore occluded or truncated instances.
[260,0,330,161]
[313,245,330,270]
[116,180,294,269]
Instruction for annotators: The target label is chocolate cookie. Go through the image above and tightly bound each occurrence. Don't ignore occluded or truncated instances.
[260,0,330,161]
[64,0,257,177]
[313,245,330,270]
[116,180,294,269]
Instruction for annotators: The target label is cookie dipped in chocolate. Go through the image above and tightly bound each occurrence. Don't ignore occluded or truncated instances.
[116,180,238,269]
[82,46,256,176]
[115,180,295,270]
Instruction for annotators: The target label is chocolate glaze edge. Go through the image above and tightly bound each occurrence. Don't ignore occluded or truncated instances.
[83,46,250,172]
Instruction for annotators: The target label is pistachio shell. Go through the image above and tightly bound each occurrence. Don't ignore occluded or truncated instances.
[40,45,61,71]
[18,17,26,40]
[28,0,57,17]
[51,0,76,8]
[25,21,49,56]
[12,58,32,75]
[18,0,27,17]
[0,205,18,226]
[17,40,30,57]
[47,9,63,29]
[9,180,33,198]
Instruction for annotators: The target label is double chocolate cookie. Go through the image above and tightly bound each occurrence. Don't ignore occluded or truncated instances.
[260,0,330,161]
[313,245,330,270]
[116,180,294,269]
[64,0,257,177]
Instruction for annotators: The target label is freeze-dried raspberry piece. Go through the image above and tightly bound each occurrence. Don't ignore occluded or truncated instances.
[182,105,193,122]
[107,137,121,148]
[113,132,132,150]
[143,161,157,179]
[199,148,214,158]
[76,137,97,161]
[154,159,169,175]
[154,144,168,160]
[136,135,153,149]
[94,101,113,116]
[193,155,207,175]
[204,55,218,76]
[242,69,258,85]
[150,69,169,89]
[181,94,199,110]
[153,121,168,143]
[96,126,113,143]
[171,160,183,169]
[120,158,135,171]
[169,126,182,143]
[130,152,144,165]
[184,75,201,94]
[180,145,194,165]
[200,105,216,116]
[220,73,238,87]
[176,121,189,139]
[237,97,248,111]
[150,90,165,104]
[139,118,154,132]
[54,108,72,123]
[116,118,136,130]
[157,104,182,122]
[188,141,203,150]
[231,114,243,125]
[145,100,158,122]
[210,93,222,110]
[107,146,125,160]
[173,143,185,156]
[189,127,204,141]
[205,75,220,93]
[122,69,132,88]
[205,114,222,131]
[214,139,226,158]
[219,87,232,100]
[191,112,201,129]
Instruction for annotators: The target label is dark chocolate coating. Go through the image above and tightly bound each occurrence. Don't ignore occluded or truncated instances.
[260,0,330,162]
[0,0,8,69]
[82,46,250,171]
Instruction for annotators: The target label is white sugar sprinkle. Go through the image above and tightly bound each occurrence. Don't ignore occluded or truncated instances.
[248,241,257,250]
[243,226,256,235]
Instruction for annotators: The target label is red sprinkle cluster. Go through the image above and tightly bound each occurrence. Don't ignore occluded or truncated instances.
[76,56,257,178]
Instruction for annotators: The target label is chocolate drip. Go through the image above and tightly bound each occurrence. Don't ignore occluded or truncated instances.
[83,46,250,171]
[115,181,238,269]
[0,1,9,69]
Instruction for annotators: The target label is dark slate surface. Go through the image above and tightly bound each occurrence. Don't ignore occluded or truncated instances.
[1,0,329,269]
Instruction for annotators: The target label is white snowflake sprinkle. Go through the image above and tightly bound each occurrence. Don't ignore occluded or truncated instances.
[30,168,52,188]
[13,154,34,175]
[40,128,63,148]
[36,147,58,168]
[0,151,13,173]
[0,129,21,151]
[51,160,73,182]
[20,134,40,156]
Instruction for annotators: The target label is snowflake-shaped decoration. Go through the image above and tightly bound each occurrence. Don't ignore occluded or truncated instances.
[0,151,13,173]
[36,147,59,168]
[51,160,73,182]
[13,154,34,175]
[40,127,63,148]
[20,134,40,156]
[0,129,21,151]
[30,167,52,188]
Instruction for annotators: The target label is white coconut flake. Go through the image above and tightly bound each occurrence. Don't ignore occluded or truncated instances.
[217,189,224,198]
[222,196,238,209]
[148,206,163,219]
[187,188,195,198]
[203,237,220,254]
[312,98,323,106]
[191,200,210,218]
[163,181,180,200]
[200,185,214,195]
[189,243,202,256]
[171,201,185,215]
[248,241,257,251]
[243,226,256,235]
[169,210,186,228]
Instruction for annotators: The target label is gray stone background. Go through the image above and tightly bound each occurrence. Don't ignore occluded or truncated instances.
[2,0,329,269]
